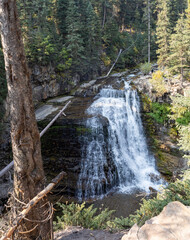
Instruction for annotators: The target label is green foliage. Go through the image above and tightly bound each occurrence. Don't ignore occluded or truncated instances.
[56,48,72,72]
[176,111,190,125]
[168,14,190,80]
[15,0,189,77]
[54,180,190,231]
[171,92,190,160]
[140,62,152,75]
[18,0,60,65]
[156,0,171,68]
[54,202,115,230]
[149,70,167,96]
[168,0,188,29]
[107,216,132,230]
[147,102,171,124]
[56,0,68,39]
[171,92,190,121]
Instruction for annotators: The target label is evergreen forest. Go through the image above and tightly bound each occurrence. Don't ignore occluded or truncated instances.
[0,0,189,100]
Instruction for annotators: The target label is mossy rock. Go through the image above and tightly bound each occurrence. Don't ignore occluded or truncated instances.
[156,151,180,176]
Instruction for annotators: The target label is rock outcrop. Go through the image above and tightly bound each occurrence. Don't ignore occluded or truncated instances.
[31,64,81,103]
[122,201,190,240]
[131,71,189,177]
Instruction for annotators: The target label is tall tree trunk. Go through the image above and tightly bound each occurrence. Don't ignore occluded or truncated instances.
[148,0,151,63]
[0,1,52,239]
[102,1,106,29]
[181,57,184,85]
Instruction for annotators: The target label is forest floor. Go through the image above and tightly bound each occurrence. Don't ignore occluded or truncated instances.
[54,226,128,240]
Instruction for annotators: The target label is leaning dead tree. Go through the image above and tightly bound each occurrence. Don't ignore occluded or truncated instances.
[106,49,123,77]
[0,0,52,239]
[1,171,66,240]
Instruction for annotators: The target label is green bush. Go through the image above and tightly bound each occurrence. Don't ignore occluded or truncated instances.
[176,111,190,126]
[54,202,115,231]
[140,62,152,75]
[147,102,171,124]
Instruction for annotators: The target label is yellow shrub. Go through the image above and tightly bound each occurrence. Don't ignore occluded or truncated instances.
[100,52,111,66]
[149,70,167,96]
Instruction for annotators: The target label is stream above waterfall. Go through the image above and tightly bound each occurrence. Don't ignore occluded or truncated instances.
[77,80,163,201]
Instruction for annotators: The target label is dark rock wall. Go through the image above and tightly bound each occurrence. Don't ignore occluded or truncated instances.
[31,64,81,103]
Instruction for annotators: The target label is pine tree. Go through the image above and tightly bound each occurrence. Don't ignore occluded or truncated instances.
[156,0,171,68]
[56,0,68,39]
[83,1,101,75]
[168,0,187,30]
[65,0,84,73]
[186,0,190,27]
[168,13,190,82]
[17,0,59,64]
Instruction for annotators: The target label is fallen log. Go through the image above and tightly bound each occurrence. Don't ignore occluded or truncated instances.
[0,171,67,240]
[39,100,71,137]
[0,101,71,178]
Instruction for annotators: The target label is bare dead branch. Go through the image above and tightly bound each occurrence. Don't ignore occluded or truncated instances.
[0,171,66,240]
[18,225,38,235]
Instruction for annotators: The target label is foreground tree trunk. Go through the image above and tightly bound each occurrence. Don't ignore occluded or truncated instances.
[0,1,52,239]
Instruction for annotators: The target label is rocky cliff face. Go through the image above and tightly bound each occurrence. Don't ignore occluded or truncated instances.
[31,64,81,103]
[132,72,190,178]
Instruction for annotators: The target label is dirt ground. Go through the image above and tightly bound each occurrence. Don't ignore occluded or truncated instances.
[54,226,128,240]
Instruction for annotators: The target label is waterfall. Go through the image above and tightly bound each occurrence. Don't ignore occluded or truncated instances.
[77,81,162,200]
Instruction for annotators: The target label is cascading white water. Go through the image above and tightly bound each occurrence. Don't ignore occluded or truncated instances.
[77,81,162,200]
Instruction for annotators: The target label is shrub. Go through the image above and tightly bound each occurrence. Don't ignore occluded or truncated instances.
[149,70,167,96]
[140,62,152,75]
[54,179,190,231]
[147,102,171,125]
[54,202,115,231]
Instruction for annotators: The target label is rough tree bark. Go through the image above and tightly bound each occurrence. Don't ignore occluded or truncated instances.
[0,0,52,239]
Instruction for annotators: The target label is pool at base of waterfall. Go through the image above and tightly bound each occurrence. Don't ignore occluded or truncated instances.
[89,192,144,218]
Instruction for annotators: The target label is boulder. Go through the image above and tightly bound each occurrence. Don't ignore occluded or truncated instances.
[122,201,190,240]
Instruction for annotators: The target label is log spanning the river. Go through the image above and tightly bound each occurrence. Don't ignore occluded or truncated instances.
[0,100,71,178]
